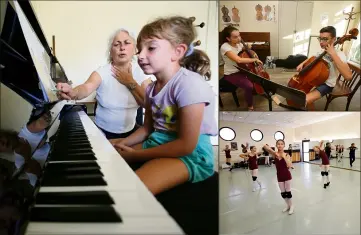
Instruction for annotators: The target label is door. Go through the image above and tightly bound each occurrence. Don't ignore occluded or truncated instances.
[293,1,314,56]
[302,139,310,162]
[278,1,314,58]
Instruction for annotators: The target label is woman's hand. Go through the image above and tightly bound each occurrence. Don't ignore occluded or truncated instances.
[111,64,135,86]
[56,83,76,100]
[253,58,263,65]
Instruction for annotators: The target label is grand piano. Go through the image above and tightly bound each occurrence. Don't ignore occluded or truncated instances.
[0,1,218,235]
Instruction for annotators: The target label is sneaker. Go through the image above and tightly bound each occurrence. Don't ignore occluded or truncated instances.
[288,206,294,215]
[282,207,289,213]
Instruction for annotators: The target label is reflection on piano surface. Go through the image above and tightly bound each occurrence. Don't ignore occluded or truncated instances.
[0,1,184,234]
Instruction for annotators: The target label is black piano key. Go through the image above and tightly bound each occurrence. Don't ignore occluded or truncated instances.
[46,162,100,170]
[60,133,88,138]
[35,191,115,205]
[30,206,122,222]
[41,174,107,186]
[52,148,94,155]
[49,152,97,161]
[62,142,93,149]
[65,137,89,141]
[44,168,103,177]
[55,141,91,148]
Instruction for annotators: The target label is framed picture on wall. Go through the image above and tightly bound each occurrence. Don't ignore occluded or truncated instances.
[231,142,238,150]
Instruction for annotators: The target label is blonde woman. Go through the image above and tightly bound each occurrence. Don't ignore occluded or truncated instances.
[56,29,152,139]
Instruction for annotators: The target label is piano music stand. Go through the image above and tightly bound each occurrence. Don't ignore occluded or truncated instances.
[234,66,307,111]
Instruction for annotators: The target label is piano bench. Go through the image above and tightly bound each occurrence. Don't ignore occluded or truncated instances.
[155,172,218,235]
[219,77,240,108]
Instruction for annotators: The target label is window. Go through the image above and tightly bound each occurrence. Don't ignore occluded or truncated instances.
[250,129,263,142]
[274,131,285,141]
[219,127,236,141]
[349,22,360,64]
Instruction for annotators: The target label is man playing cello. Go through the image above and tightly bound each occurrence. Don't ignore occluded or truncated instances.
[296,26,352,108]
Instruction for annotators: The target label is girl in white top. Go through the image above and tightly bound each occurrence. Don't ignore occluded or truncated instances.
[220,26,263,111]
[57,29,152,139]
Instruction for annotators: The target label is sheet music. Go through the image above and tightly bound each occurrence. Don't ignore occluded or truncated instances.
[14,1,58,102]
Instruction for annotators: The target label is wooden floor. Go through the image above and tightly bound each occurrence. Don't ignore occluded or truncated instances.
[220,67,361,111]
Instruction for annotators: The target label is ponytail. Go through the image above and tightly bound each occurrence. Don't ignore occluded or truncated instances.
[180,49,211,80]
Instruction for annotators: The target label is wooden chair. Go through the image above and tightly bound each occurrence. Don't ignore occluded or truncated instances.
[324,62,361,111]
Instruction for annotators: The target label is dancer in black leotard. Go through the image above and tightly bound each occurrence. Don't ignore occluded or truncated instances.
[223,145,233,166]
[347,143,358,167]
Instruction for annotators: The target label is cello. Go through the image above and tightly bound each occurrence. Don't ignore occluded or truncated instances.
[237,38,271,95]
[287,28,359,107]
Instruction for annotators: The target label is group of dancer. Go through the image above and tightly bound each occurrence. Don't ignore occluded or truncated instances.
[222,139,359,215]
[223,140,295,214]
[335,145,344,162]
[319,142,358,167]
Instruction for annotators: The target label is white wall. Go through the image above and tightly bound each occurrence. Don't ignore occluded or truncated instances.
[219,120,294,164]
[31,1,218,99]
[219,1,360,58]
[278,1,314,58]
[30,1,219,145]
[219,1,279,57]
[308,1,360,57]
[294,112,360,142]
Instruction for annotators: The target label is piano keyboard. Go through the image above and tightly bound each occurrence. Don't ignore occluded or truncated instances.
[25,106,184,235]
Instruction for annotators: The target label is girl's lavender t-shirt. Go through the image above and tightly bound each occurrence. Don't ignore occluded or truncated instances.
[145,67,217,136]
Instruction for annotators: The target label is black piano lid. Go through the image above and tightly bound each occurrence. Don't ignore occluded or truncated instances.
[0,0,67,108]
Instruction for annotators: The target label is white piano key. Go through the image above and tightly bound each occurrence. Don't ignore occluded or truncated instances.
[33,191,169,217]
[27,110,184,234]
[26,216,184,235]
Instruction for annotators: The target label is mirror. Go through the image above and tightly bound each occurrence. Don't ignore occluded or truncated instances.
[301,138,360,171]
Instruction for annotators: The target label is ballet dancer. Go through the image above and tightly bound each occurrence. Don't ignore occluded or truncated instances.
[263,147,271,166]
[239,146,263,192]
[223,145,233,166]
[241,142,249,153]
[313,140,330,188]
[347,143,358,167]
[263,141,294,215]
[340,145,344,159]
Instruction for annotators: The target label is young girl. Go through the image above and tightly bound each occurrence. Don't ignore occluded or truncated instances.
[223,145,233,166]
[263,147,271,167]
[313,141,331,188]
[239,146,263,192]
[263,141,294,215]
[109,16,217,195]
[219,26,263,111]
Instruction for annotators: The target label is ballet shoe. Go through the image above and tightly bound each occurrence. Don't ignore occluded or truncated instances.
[288,206,294,215]
[282,207,289,213]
